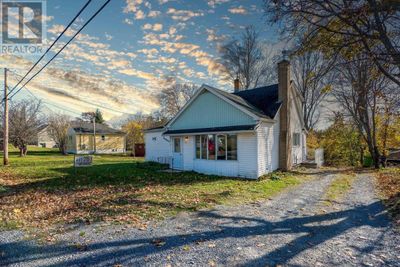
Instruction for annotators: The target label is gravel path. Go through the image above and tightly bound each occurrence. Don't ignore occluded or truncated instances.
[1,172,399,266]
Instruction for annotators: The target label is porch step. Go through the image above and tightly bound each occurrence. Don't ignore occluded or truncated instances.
[301,161,319,169]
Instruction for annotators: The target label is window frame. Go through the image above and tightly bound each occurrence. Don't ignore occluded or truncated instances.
[195,134,237,161]
[173,137,181,153]
[293,132,301,147]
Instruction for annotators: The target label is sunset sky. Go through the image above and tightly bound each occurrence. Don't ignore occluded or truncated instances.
[0,0,287,122]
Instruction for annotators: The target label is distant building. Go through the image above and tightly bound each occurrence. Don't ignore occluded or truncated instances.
[66,121,126,154]
[37,125,57,148]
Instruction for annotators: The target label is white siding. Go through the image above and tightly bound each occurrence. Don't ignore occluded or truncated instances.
[256,114,280,177]
[145,131,171,162]
[290,98,306,165]
[175,133,258,179]
[237,132,258,179]
[193,160,239,177]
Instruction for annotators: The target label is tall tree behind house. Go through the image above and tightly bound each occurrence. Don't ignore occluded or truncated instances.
[220,26,277,90]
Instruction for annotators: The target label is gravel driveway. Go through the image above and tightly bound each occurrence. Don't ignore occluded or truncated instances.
[1,172,399,266]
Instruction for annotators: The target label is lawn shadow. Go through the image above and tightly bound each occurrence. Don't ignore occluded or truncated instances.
[0,201,394,266]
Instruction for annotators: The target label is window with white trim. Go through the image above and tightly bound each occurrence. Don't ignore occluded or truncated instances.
[293,132,301,146]
[195,134,237,160]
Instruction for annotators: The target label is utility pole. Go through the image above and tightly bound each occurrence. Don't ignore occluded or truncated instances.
[3,68,9,166]
[93,116,96,154]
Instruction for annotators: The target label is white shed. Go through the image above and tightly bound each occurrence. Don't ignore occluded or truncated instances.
[144,127,170,163]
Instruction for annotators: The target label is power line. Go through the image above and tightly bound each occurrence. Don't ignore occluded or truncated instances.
[9,66,134,116]
[7,0,93,97]
[8,0,112,100]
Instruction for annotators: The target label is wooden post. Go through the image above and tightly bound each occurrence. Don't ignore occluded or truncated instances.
[93,117,96,154]
[3,68,9,166]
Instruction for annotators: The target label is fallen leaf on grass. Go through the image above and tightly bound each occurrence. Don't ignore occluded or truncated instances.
[183,245,190,251]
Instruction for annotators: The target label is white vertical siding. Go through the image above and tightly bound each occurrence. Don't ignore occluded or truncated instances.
[145,131,171,162]
[256,114,280,177]
[237,132,258,179]
[290,100,306,165]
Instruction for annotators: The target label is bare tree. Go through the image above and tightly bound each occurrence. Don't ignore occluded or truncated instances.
[264,0,400,87]
[157,77,198,119]
[9,100,43,157]
[220,26,277,90]
[291,51,334,130]
[332,54,395,168]
[47,114,71,155]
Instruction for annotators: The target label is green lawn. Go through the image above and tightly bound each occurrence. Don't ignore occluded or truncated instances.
[0,146,309,230]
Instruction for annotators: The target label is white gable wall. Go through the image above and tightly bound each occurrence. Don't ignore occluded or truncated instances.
[256,111,280,177]
[290,94,306,165]
[145,131,171,162]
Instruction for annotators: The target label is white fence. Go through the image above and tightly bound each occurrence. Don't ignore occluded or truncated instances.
[315,148,324,167]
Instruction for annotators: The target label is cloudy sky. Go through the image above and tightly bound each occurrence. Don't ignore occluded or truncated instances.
[0,0,286,122]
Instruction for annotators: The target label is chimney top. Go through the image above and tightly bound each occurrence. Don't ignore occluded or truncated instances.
[234,78,240,93]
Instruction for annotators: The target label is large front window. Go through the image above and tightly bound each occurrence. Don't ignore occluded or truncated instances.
[195,134,237,160]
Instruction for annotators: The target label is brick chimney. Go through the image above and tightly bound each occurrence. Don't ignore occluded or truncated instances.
[234,78,240,93]
[278,59,292,171]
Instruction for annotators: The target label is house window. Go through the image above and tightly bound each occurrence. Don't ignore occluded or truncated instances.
[101,135,106,141]
[208,134,215,160]
[173,137,181,153]
[293,133,301,146]
[217,135,226,160]
[195,134,237,161]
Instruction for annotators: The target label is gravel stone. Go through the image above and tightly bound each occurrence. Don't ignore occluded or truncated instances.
[1,172,399,266]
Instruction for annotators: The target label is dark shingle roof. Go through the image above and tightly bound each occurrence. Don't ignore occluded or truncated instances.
[71,121,125,135]
[212,84,281,119]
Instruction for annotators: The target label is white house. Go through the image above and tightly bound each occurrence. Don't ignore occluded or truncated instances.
[144,60,307,179]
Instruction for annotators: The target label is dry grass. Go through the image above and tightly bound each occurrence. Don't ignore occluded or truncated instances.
[323,172,356,205]
[375,167,400,225]
[0,146,308,232]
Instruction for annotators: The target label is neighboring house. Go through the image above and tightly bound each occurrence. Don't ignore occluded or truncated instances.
[37,125,57,148]
[66,121,126,154]
[144,60,307,179]
[388,148,400,163]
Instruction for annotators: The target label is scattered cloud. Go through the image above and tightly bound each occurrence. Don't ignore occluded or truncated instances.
[142,23,163,31]
[228,6,247,14]
[166,8,204,21]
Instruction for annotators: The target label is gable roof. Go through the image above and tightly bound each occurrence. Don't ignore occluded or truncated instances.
[71,121,125,135]
[165,83,289,129]
[223,84,281,119]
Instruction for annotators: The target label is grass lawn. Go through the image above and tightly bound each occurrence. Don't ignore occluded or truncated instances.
[0,146,309,231]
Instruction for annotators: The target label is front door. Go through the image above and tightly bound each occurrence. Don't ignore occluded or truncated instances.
[172,137,183,170]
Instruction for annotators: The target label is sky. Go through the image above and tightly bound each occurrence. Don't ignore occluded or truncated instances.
[0,0,287,123]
